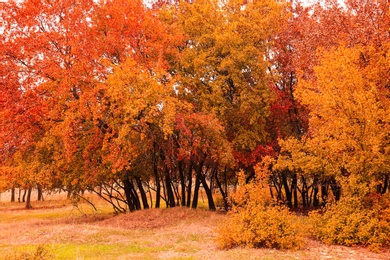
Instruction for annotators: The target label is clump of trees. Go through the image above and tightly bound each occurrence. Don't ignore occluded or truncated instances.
[1,0,390,250]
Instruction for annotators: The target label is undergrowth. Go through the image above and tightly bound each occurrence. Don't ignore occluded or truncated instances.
[309,193,390,251]
[216,159,306,250]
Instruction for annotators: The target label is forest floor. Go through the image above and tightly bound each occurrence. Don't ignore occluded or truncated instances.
[0,192,390,260]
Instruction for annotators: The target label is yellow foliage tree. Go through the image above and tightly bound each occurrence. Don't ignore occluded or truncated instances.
[277,44,390,198]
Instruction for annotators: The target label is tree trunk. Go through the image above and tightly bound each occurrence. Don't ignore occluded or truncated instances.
[123,178,136,212]
[178,161,186,207]
[330,177,341,201]
[135,177,149,209]
[200,171,216,211]
[321,183,328,206]
[282,171,292,208]
[25,187,32,209]
[164,168,175,208]
[313,178,319,207]
[153,149,161,208]
[186,163,193,207]
[192,170,201,209]
[215,169,229,211]
[381,175,389,194]
[37,185,44,201]
[292,174,298,208]
[11,187,15,202]
[130,180,141,210]
[22,189,27,203]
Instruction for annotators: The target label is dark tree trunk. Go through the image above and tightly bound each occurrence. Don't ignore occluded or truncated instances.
[11,187,15,202]
[215,169,229,211]
[282,171,292,208]
[321,183,328,206]
[292,174,298,208]
[37,185,44,201]
[130,180,141,210]
[123,178,136,212]
[200,171,216,211]
[178,161,186,206]
[383,175,389,194]
[25,187,32,209]
[330,177,341,201]
[300,177,307,208]
[135,177,149,209]
[22,189,27,202]
[164,168,175,208]
[379,175,389,194]
[153,148,161,208]
[186,163,193,207]
[313,178,319,207]
[192,170,201,209]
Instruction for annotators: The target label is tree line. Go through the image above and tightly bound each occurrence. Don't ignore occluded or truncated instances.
[0,0,389,211]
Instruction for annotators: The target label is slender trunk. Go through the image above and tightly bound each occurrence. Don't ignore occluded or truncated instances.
[382,175,389,194]
[192,159,205,209]
[178,161,186,206]
[130,180,141,210]
[215,169,229,211]
[153,149,161,208]
[224,166,228,196]
[37,185,44,201]
[292,174,298,208]
[186,163,193,207]
[321,183,328,206]
[164,168,175,208]
[11,187,15,202]
[148,185,153,208]
[135,177,149,209]
[282,171,292,208]
[272,178,282,201]
[313,178,319,207]
[22,189,27,202]
[200,171,216,211]
[330,177,341,201]
[192,171,201,209]
[25,187,32,209]
[301,177,307,208]
[123,178,136,212]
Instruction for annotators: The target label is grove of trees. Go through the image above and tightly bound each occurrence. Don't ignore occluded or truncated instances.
[1,0,389,219]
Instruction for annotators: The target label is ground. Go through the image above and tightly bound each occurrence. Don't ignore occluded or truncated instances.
[0,192,389,259]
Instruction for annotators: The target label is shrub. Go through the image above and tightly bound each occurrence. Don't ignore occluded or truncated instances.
[217,204,306,250]
[216,162,306,250]
[309,194,390,251]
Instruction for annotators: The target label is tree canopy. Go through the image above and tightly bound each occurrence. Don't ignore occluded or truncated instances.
[1,0,390,211]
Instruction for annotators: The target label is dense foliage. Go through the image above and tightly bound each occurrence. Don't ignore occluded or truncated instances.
[217,166,306,249]
[1,0,390,249]
[309,194,390,251]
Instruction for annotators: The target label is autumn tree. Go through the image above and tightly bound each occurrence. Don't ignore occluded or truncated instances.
[270,0,390,207]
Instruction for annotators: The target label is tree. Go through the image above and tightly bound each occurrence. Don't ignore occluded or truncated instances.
[174,0,288,175]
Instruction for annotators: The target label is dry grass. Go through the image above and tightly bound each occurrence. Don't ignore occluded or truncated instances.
[0,192,390,259]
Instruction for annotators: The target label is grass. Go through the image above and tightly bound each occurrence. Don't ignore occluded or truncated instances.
[1,193,390,259]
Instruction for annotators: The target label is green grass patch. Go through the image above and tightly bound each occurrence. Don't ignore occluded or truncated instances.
[1,243,170,260]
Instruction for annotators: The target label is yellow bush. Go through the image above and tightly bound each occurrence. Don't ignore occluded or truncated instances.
[216,163,306,250]
[217,204,306,249]
[309,194,390,251]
